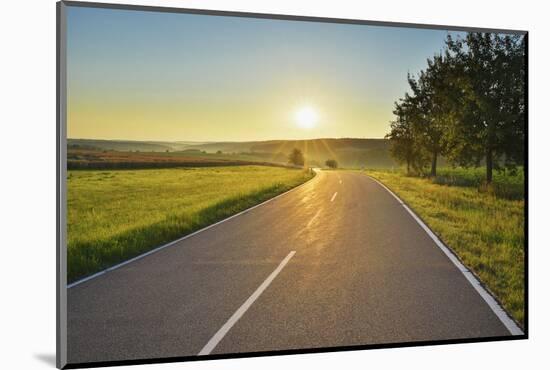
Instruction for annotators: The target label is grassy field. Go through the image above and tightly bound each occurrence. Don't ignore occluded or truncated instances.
[67,148,287,169]
[432,167,524,200]
[68,166,314,282]
[366,168,525,326]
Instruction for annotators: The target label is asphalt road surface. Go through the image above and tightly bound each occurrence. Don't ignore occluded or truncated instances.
[67,170,514,364]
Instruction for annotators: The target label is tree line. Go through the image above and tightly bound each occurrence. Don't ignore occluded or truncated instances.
[287,148,338,169]
[386,32,525,183]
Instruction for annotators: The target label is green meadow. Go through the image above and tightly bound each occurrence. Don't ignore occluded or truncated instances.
[67,166,314,282]
[366,168,525,326]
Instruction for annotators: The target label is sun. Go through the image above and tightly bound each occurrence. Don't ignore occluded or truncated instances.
[295,106,318,129]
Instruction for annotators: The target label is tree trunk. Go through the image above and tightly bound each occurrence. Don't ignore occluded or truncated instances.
[486,119,495,184]
[406,159,410,175]
[486,148,493,184]
[430,151,438,177]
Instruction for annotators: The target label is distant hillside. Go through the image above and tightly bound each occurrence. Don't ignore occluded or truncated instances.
[68,138,398,168]
[184,138,396,168]
[256,138,394,168]
[68,139,202,152]
[181,141,257,153]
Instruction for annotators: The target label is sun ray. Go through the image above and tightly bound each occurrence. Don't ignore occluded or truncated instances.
[319,138,341,167]
[269,140,291,164]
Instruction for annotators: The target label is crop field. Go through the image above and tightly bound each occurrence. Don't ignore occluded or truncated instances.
[366,168,525,325]
[67,149,286,170]
[67,166,314,282]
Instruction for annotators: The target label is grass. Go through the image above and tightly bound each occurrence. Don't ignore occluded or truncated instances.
[366,168,525,326]
[67,165,314,282]
[67,148,286,170]
[432,167,524,200]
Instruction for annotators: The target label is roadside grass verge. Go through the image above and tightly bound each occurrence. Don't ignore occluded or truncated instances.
[68,166,314,283]
[366,169,525,326]
[432,167,524,200]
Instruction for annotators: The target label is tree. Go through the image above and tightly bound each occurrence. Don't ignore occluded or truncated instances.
[445,33,526,183]
[216,150,222,154]
[386,96,429,174]
[325,159,338,169]
[386,32,525,183]
[406,54,455,177]
[288,148,305,167]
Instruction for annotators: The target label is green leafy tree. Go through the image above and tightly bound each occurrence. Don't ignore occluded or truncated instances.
[386,97,428,174]
[288,148,305,167]
[325,159,338,169]
[444,33,526,183]
[388,33,525,183]
[406,53,455,177]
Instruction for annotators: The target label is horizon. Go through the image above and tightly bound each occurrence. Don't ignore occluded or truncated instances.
[67,6,455,142]
[67,136,391,143]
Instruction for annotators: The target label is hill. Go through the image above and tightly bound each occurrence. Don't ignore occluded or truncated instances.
[182,138,395,168]
[68,139,201,152]
[68,138,398,168]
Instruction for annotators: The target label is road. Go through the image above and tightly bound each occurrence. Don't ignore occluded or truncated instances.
[67,170,515,364]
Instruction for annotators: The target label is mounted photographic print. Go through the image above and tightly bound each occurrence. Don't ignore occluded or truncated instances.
[56,1,528,368]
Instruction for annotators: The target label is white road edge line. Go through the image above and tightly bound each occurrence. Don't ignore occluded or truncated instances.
[368,176,524,336]
[198,251,296,355]
[67,174,317,289]
[330,192,338,202]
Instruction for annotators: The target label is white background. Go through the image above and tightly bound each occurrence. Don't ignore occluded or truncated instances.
[1,0,548,369]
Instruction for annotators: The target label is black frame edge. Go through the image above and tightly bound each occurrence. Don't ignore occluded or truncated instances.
[523,32,529,339]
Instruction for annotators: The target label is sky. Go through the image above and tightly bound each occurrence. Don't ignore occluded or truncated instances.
[67,6,453,142]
